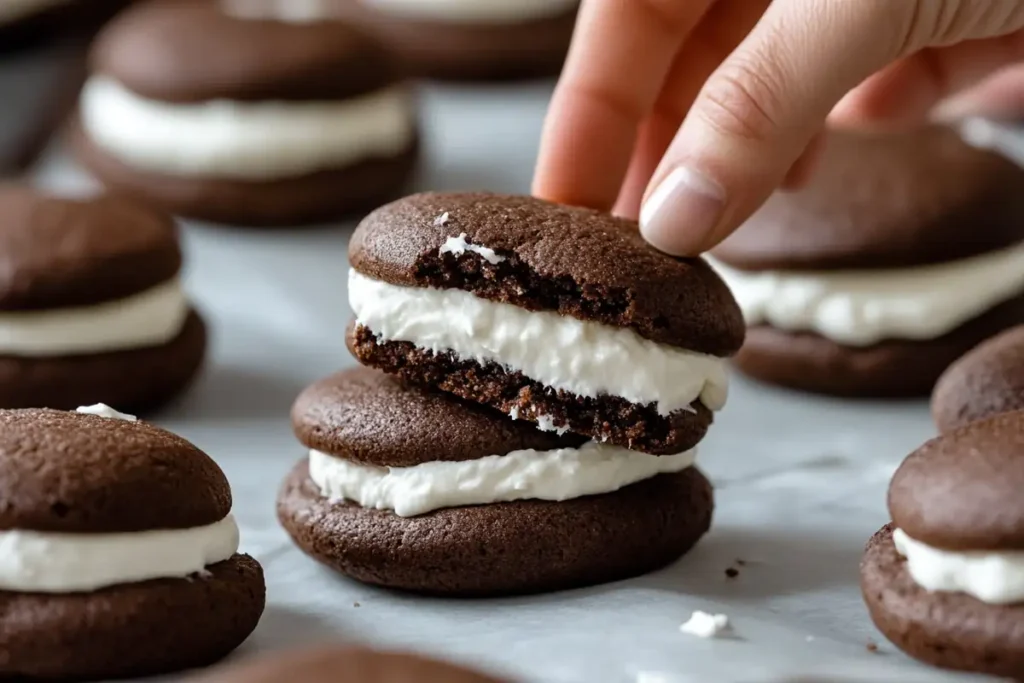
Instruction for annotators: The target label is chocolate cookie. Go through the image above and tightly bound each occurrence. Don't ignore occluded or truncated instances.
[861,412,1024,677]
[932,325,1024,432]
[708,127,1024,398]
[186,644,510,683]
[0,185,205,411]
[74,0,419,226]
[279,367,714,596]
[0,406,265,680]
[329,0,578,81]
[347,192,744,455]
[714,126,1024,271]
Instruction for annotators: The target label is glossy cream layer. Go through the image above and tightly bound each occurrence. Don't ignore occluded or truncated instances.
[708,242,1024,346]
[80,77,416,181]
[894,528,1024,605]
[0,515,239,593]
[349,270,729,416]
[0,278,189,357]
[309,443,696,517]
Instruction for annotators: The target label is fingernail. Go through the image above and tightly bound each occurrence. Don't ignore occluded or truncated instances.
[640,166,726,256]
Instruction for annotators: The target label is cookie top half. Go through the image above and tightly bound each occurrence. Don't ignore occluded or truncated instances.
[0,408,231,533]
[349,192,745,356]
[932,325,1024,433]
[186,645,509,683]
[292,367,585,468]
[713,126,1024,271]
[0,184,181,311]
[91,0,399,103]
[888,410,1024,550]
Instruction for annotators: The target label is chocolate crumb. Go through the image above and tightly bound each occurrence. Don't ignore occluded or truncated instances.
[725,568,739,578]
[353,602,361,608]
[866,641,879,653]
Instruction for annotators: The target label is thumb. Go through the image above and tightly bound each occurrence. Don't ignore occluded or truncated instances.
[638,0,924,256]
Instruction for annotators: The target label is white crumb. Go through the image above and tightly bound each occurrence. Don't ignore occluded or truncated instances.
[75,404,137,422]
[636,673,674,683]
[433,211,450,226]
[439,233,506,265]
[680,611,730,638]
[535,414,570,435]
[508,406,520,420]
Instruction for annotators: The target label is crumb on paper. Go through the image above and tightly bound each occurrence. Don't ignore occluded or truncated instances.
[433,211,450,226]
[680,611,730,638]
[866,640,879,653]
[636,672,673,683]
[735,558,747,566]
[353,601,361,608]
[725,567,739,579]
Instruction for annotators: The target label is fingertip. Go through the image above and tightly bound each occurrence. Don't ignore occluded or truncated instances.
[639,166,726,256]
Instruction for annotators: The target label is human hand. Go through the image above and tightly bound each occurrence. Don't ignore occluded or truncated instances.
[532,0,1024,256]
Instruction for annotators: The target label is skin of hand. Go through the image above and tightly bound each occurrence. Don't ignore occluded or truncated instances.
[532,0,1024,256]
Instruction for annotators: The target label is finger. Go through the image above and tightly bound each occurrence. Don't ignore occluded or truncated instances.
[831,29,1024,125]
[638,0,922,256]
[531,0,715,211]
[932,61,1024,121]
[613,0,769,219]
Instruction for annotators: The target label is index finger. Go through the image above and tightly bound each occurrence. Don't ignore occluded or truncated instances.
[532,0,714,211]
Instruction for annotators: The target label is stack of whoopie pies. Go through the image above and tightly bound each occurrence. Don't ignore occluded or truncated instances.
[278,192,745,596]
[709,126,1024,398]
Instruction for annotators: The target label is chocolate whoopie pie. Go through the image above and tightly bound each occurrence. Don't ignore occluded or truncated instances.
[0,184,205,411]
[347,192,744,455]
[0,405,265,680]
[187,644,510,683]
[932,325,1024,433]
[861,410,1024,678]
[330,0,578,81]
[72,0,419,226]
[278,368,714,596]
[709,126,1024,398]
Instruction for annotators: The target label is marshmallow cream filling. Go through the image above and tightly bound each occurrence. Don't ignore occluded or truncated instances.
[0,515,239,593]
[309,443,696,517]
[708,241,1024,347]
[80,77,416,181]
[0,278,189,357]
[349,270,729,416]
[894,528,1024,605]
[359,0,577,24]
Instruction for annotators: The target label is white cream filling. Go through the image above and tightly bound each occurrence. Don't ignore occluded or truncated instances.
[76,404,137,421]
[309,443,695,517]
[0,0,69,22]
[358,0,576,24]
[0,278,189,357]
[894,528,1024,605]
[219,0,334,23]
[79,77,416,181]
[0,515,239,593]
[348,270,729,416]
[707,242,1024,347]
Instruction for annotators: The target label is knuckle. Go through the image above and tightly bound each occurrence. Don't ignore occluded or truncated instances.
[697,61,786,144]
